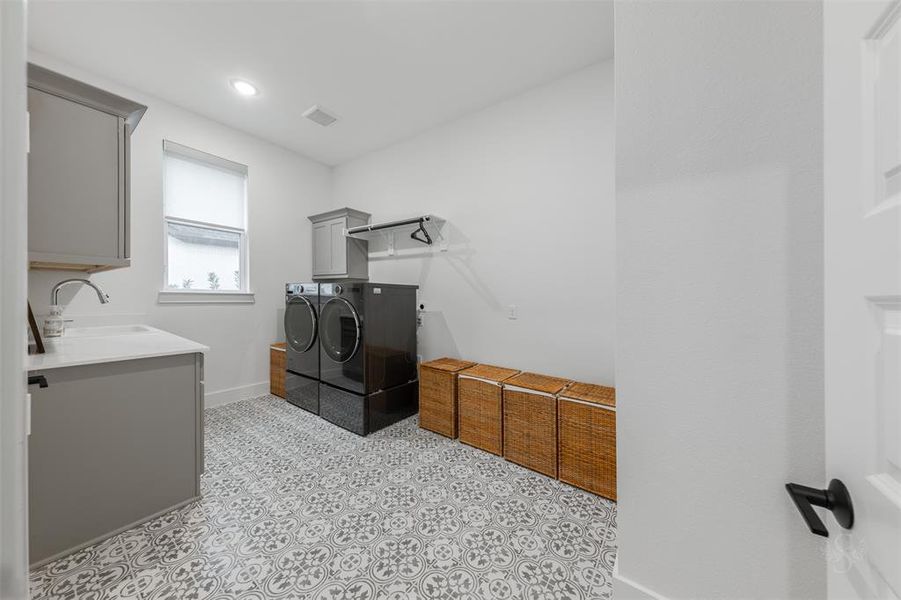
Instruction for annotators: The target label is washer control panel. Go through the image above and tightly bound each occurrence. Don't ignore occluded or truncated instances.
[286,283,318,296]
[320,283,359,297]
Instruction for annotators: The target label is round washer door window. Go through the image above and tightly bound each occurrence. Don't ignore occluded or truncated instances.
[285,296,317,352]
[319,297,361,363]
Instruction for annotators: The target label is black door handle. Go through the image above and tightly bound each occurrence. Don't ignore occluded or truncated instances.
[785,479,853,537]
[28,375,48,388]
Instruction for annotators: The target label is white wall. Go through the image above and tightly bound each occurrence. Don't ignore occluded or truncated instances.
[1,2,31,597]
[27,52,332,406]
[332,61,615,384]
[615,3,824,599]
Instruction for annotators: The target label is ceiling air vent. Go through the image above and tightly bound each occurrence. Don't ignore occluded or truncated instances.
[303,105,338,127]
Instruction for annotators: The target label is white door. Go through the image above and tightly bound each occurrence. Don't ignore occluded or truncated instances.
[825,0,901,598]
[0,0,30,598]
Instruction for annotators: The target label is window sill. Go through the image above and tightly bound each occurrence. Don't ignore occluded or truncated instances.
[157,290,255,305]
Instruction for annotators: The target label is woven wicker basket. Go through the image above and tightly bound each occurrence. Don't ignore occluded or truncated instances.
[558,382,616,500]
[269,343,286,399]
[502,372,572,478]
[419,357,476,438]
[457,364,520,456]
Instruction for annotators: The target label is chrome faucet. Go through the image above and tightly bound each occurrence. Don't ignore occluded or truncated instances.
[50,278,110,306]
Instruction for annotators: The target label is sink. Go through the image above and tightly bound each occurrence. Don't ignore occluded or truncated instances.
[62,325,155,338]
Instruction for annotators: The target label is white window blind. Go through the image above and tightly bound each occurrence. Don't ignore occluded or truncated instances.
[164,152,246,228]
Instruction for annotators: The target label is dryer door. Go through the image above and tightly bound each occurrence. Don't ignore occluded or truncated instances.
[285,296,318,353]
[319,297,361,364]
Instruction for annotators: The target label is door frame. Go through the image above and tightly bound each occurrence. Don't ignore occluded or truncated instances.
[0,0,30,598]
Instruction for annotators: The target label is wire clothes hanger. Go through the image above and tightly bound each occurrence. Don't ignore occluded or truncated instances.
[410,219,432,245]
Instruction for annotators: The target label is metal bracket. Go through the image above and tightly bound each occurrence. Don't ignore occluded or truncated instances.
[387,231,396,256]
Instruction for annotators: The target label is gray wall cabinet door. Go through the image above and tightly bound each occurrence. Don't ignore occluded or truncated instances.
[28,88,121,261]
[312,220,330,274]
[26,64,146,273]
[312,217,345,276]
[328,218,349,276]
[312,216,349,277]
[28,353,203,566]
[309,208,370,280]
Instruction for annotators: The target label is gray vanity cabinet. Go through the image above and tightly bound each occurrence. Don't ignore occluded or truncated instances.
[27,64,146,273]
[28,353,203,566]
[309,207,370,280]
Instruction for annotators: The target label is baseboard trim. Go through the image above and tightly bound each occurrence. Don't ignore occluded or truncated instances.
[614,573,670,600]
[29,495,200,570]
[205,381,269,408]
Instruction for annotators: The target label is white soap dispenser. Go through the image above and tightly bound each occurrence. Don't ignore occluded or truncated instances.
[43,305,65,338]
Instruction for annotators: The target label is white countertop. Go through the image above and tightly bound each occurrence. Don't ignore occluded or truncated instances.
[28,325,208,371]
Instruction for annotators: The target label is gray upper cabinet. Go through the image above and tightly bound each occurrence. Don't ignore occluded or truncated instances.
[27,64,146,273]
[309,207,370,280]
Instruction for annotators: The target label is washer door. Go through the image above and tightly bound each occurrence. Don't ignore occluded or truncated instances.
[285,296,318,353]
[319,297,361,363]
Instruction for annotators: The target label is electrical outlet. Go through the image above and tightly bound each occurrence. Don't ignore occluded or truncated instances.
[507,304,518,320]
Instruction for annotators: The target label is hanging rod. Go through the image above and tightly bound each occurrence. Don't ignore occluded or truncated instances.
[346,215,436,246]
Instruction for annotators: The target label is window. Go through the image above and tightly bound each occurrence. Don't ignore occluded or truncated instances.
[159,141,252,303]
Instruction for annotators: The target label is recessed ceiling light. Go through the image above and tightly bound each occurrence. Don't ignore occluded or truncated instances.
[229,79,259,97]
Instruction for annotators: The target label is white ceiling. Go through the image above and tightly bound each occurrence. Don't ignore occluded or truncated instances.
[28,1,613,166]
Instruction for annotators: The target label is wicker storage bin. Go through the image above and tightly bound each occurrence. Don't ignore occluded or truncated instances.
[419,357,476,438]
[558,382,616,500]
[457,364,520,455]
[270,343,286,398]
[503,372,572,477]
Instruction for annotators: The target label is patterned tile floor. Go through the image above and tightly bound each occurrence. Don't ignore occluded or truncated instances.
[30,395,616,600]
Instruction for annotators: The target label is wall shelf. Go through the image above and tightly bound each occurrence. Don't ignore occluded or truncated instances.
[345,215,447,254]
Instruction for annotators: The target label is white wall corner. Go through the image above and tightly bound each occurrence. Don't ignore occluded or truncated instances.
[205,381,270,408]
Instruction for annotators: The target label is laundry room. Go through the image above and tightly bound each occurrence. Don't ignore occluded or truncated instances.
[19,2,616,598]
[3,0,856,598]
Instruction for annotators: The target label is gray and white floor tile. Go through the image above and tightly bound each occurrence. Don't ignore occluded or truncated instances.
[30,394,616,600]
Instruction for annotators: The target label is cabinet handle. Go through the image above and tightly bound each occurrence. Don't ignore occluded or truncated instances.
[28,375,48,389]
